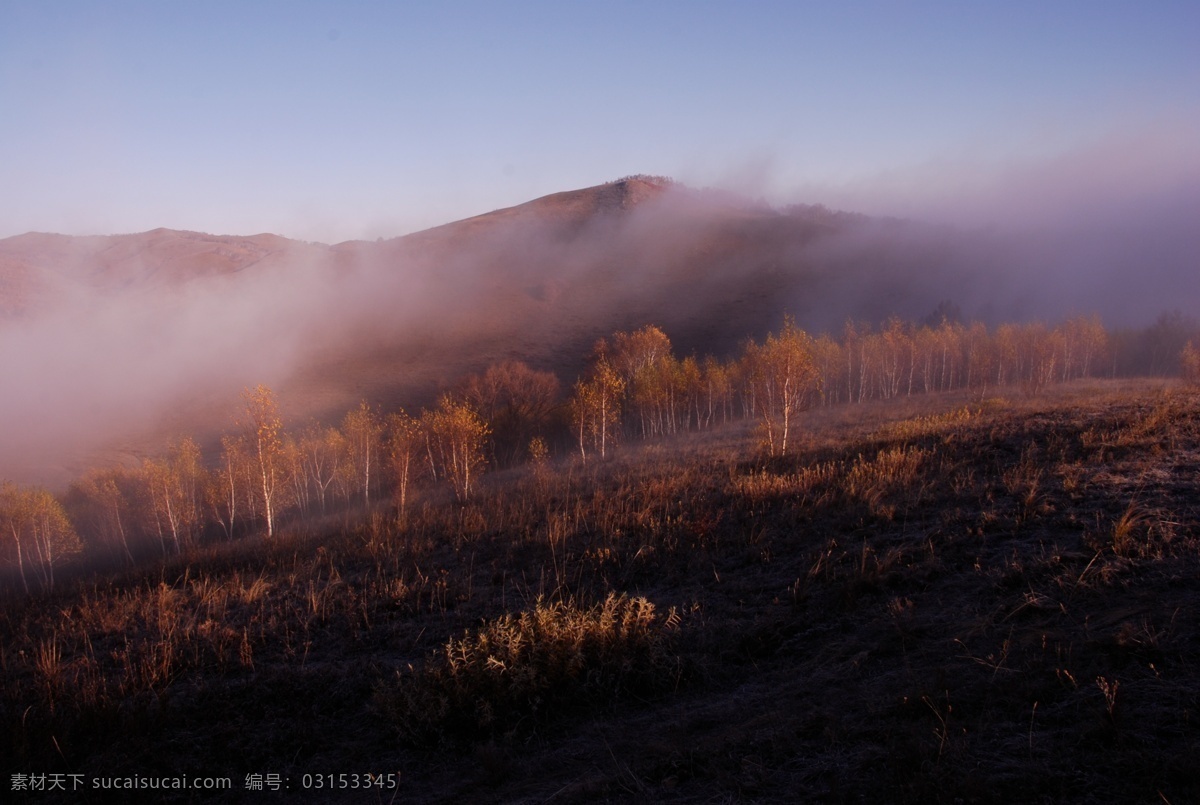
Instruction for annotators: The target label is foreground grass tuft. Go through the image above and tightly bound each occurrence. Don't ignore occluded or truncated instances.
[376,593,684,746]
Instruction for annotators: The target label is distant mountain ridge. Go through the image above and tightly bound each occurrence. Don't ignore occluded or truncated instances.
[0,177,688,316]
[400,174,676,239]
[0,228,325,315]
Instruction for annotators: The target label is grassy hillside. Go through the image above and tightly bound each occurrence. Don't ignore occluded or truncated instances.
[3,379,1199,803]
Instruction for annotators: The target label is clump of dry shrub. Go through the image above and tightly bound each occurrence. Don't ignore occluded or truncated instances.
[376,593,684,747]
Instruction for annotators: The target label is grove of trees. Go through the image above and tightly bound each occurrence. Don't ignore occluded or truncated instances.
[2,309,1197,593]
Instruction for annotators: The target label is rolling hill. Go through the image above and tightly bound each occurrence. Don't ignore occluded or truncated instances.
[0,175,1195,486]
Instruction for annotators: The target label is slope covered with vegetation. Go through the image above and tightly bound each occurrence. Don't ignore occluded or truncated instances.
[3,370,1199,802]
[5,311,1193,593]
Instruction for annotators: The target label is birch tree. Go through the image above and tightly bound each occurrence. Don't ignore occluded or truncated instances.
[208,434,251,540]
[0,483,81,593]
[242,385,284,538]
[571,346,625,461]
[422,396,489,502]
[343,401,384,508]
[298,424,344,516]
[385,409,422,521]
[742,316,819,457]
[67,468,137,565]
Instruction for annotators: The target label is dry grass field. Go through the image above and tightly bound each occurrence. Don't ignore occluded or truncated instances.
[3,378,1198,803]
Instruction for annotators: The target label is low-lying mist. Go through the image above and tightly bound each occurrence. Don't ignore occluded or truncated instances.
[2,150,1198,486]
[792,121,1200,326]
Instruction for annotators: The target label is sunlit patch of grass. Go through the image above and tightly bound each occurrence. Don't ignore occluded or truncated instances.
[877,405,976,442]
[375,593,684,746]
[733,461,839,504]
[734,444,930,520]
[845,445,928,494]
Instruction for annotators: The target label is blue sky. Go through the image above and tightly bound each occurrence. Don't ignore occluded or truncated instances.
[2,1,1198,241]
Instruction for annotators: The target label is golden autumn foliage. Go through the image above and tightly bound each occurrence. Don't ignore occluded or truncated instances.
[571,344,625,461]
[742,316,820,457]
[0,482,81,592]
[422,396,489,502]
[385,409,422,519]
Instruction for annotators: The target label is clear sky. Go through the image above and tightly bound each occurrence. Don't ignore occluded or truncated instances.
[2,1,1198,242]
